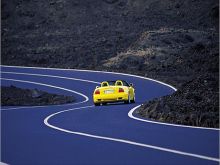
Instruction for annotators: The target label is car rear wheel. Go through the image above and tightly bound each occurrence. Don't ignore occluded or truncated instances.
[131,95,135,103]
[94,103,100,106]
[124,95,130,104]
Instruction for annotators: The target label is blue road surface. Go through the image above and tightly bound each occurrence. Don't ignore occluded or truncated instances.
[1,65,219,165]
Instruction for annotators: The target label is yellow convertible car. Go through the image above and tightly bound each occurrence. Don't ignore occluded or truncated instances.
[93,80,135,106]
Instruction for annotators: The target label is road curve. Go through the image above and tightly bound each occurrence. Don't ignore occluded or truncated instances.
[1,65,219,165]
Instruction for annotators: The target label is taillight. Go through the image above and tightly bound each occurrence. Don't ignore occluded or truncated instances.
[95,90,100,94]
[119,88,124,93]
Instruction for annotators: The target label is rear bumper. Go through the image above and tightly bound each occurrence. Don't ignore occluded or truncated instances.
[93,93,128,103]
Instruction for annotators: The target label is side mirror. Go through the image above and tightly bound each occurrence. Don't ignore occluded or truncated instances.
[96,86,99,89]
[129,83,134,87]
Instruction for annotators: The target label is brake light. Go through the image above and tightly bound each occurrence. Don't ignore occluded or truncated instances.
[95,90,100,94]
[119,88,124,93]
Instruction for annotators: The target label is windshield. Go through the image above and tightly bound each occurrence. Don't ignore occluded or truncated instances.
[101,80,130,86]
[107,81,116,86]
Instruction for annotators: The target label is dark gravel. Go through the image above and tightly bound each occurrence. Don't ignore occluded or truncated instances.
[1,86,75,106]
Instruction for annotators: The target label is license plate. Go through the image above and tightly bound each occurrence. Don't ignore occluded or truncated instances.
[104,90,114,94]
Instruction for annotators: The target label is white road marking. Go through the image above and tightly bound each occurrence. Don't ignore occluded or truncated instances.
[128,105,220,131]
[0,78,89,111]
[44,105,220,163]
[1,65,218,131]
[1,103,74,111]
[1,71,219,162]
[1,71,99,110]
[1,71,99,84]
[0,162,9,165]
[1,65,177,91]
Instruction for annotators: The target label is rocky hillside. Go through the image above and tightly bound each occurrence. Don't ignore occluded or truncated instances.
[103,28,219,87]
[137,74,219,128]
[2,0,219,127]
[2,0,218,73]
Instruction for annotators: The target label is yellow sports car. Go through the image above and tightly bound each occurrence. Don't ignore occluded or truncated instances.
[93,80,135,106]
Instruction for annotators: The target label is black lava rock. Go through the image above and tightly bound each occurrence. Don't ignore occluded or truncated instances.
[1,86,75,106]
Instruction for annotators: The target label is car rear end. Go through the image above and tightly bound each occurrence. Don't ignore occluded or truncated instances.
[93,86,129,105]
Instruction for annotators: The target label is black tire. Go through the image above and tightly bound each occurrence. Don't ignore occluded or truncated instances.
[102,102,107,106]
[131,95,135,103]
[94,103,100,106]
[124,95,130,104]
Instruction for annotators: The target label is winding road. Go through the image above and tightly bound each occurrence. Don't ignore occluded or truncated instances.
[1,65,219,165]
